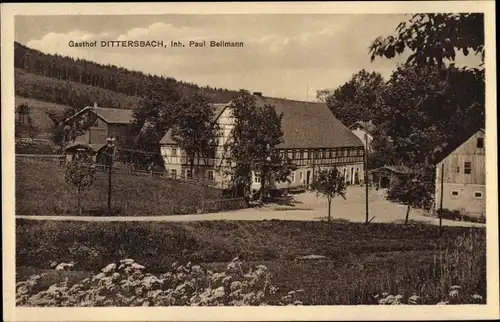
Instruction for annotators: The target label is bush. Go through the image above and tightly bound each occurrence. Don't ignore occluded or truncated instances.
[437,208,486,223]
[16,257,304,307]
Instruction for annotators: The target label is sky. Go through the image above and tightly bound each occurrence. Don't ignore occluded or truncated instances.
[15,14,481,101]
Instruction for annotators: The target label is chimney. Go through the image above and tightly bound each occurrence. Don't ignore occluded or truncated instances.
[93,102,98,108]
[253,92,262,97]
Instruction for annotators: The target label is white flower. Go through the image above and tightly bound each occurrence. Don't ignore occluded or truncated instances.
[408,294,420,304]
[101,263,116,274]
[213,286,225,298]
[471,294,483,301]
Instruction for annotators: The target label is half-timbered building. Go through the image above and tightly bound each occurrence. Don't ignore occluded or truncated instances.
[160,93,365,190]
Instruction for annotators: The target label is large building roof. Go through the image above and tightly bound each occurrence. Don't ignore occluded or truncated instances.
[254,96,364,149]
[160,96,363,149]
[65,105,134,124]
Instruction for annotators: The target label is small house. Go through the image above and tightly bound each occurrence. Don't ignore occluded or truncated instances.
[349,120,376,152]
[62,102,134,146]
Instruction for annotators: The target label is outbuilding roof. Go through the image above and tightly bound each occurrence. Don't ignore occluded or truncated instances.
[65,105,134,124]
[368,165,412,174]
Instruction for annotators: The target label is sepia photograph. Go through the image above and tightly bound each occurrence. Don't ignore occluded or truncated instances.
[2,1,498,321]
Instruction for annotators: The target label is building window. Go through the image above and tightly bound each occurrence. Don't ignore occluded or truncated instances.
[477,137,484,148]
[170,169,177,179]
[331,150,337,158]
[207,170,214,181]
[290,172,295,183]
[450,190,460,197]
[456,166,460,173]
[321,149,327,159]
[299,150,304,160]
[186,169,192,178]
[254,172,261,184]
[299,171,303,183]
[464,162,472,174]
[474,191,483,199]
[172,147,178,157]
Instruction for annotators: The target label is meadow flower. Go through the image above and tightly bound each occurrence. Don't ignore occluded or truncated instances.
[408,294,421,304]
[471,294,483,302]
[101,263,117,274]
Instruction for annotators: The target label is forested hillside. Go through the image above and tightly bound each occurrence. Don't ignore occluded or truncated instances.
[15,69,142,110]
[14,42,239,104]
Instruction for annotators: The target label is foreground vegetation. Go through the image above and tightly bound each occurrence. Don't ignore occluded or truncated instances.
[16,158,223,216]
[16,220,486,305]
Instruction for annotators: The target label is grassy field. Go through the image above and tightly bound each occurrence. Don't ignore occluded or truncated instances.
[16,157,223,216]
[16,219,486,305]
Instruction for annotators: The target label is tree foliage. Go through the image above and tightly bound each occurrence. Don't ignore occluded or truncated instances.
[311,168,347,222]
[225,90,294,198]
[319,70,386,126]
[120,82,184,169]
[387,166,435,224]
[375,65,484,166]
[15,42,239,106]
[15,104,40,140]
[369,13,485,69]
[170,94,220,174]
[64,153,97,215]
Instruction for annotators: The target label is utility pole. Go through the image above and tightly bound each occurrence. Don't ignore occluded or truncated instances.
[439,162,444,228]
[364,134,369,224]
[106,137,115,215]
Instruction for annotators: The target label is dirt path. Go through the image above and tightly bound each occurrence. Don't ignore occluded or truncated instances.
[15,188,485,228]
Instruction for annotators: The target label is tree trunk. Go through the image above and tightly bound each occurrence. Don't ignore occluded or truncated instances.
[77,186,82,216]
[260,172,266,202]
[405,204,411,225]
[190,155,194,179]
[328,197,332,222]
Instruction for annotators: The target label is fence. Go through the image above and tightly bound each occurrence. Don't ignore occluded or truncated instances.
[94,164,229,190]
[15,154,228,190]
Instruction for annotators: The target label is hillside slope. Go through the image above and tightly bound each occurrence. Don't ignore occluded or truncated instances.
[15,42,239,103]
[15,68,142,111]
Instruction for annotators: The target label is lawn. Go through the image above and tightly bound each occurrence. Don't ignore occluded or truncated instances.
[15,157,224,216]
[16,219,486,305]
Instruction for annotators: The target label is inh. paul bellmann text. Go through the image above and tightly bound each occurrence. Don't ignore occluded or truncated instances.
[68,40,245,48]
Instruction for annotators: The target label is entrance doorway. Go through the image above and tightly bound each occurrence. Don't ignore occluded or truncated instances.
[306,170,311,188]
[380,176,391,189]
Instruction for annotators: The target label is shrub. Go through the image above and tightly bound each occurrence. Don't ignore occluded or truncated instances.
[437,208,486,223]
[16,257,304,307]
